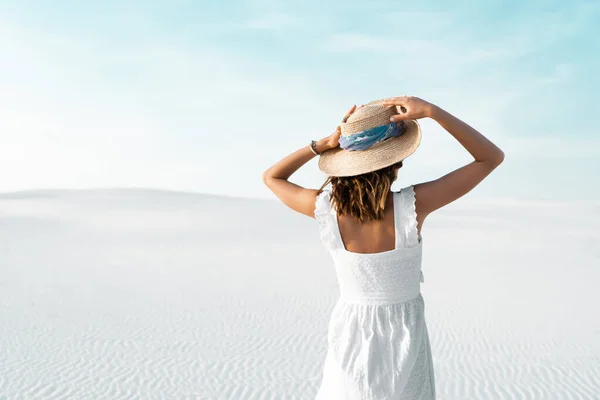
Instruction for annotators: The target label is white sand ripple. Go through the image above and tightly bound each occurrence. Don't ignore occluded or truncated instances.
[0,189,598,399]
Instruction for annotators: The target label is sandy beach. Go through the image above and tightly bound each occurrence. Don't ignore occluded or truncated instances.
[1,189,599,399]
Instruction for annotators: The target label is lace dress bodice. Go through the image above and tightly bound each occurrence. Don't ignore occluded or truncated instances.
[314,185,425,305]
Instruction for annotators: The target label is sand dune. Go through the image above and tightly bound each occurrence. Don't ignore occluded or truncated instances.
[1,189,599,399]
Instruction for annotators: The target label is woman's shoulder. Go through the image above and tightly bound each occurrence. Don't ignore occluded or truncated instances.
[395,185,418,219]
[395,184,417,202]
[314,189,340,251]
[315,189,332,204]
[314,189,333,217]
[395,184,416,192]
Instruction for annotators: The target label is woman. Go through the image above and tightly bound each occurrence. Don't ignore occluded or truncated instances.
[262,96,504,399]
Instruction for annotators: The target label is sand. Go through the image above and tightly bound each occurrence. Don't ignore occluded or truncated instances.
[1,189,599,399]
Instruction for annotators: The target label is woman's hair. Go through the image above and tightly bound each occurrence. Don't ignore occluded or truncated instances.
[317,160,403,223]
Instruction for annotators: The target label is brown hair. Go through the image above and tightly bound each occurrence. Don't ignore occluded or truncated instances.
[317,161,403,223]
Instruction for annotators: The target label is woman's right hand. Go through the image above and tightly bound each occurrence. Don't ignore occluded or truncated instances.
[381,96,436,122]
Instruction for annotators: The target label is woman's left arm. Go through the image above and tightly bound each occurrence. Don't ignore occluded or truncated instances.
[261,139,332,218]
[262,105,357,218]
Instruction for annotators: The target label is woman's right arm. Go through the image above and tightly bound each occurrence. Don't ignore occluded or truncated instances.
[383,96,505,218]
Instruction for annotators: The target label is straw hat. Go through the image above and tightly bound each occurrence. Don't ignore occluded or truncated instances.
[318,100,421,177]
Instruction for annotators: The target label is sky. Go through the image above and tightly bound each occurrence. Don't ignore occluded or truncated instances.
[1,0,599,201]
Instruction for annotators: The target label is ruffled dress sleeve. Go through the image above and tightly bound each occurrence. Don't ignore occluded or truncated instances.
[314,190,338,251]
[400,185,421,248]
[400,184,424,283]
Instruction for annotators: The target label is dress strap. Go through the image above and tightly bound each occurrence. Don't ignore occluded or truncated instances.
[316,188,421,253]
[399,185,424,282]
[314,190,344,251]
[397,185,422,248]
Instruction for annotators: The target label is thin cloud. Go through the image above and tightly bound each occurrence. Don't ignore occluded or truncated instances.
[245,12,302,30]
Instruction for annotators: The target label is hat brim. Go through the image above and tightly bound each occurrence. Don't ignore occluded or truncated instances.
[318,119,421,177]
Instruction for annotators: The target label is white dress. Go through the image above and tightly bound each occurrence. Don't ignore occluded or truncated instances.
[314,185,436,400]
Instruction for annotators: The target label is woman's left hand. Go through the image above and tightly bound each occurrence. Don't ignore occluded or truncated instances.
[322,105,359,150]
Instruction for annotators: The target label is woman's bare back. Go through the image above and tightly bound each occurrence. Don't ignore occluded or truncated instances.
[336,190,424,254]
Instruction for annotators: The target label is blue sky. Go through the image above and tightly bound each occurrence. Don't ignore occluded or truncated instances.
[1,0,598,201]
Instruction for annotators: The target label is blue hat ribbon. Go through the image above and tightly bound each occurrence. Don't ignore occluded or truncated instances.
[338,121,406,151]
